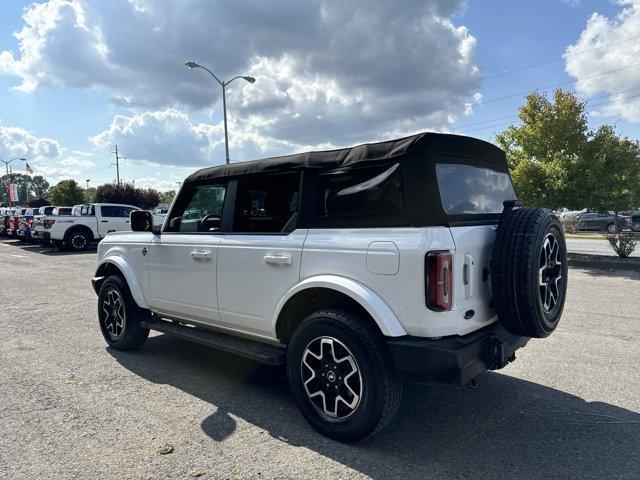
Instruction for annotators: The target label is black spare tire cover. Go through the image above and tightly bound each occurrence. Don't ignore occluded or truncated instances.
[490,208,568,338]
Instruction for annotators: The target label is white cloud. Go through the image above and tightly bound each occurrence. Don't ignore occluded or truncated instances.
[0,124,61,161]
[565,1,640,122]
[89,106,313,167]
[2,0,481,148]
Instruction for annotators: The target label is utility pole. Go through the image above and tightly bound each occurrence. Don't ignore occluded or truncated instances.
[113,145,125,186]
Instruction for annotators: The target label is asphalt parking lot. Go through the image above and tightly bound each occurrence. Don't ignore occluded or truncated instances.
[1,238,639,480]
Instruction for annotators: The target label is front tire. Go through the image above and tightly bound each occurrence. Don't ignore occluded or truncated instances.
[287,310,402,443]
[97,275,150,351]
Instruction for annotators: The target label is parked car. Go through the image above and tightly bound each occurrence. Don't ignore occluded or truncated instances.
[31,205,71,244]
[7,208,27,237]
[17,207,43,242]
[576,212,630,233]
[557,208,587,220]
[92,132,568,442]
[45,203,140,251]
[0,208,14,236]
[630,212,640,232]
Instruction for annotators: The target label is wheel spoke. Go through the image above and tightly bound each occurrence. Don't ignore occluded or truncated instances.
[101,288,125,339]
[539,232,564,312]
[300,336,362,419]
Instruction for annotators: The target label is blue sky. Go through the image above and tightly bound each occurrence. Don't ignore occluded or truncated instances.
[0,0,639,190]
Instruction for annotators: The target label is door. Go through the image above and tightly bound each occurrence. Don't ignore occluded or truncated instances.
[98,205,136,235]
[578,213,596,230]
[147,183,228,325]
[217,172,306,337]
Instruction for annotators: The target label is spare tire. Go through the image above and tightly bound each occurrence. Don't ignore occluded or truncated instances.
[491,208,567,338]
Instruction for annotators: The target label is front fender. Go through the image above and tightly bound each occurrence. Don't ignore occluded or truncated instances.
[272,275,407,337]
[94,256,148,309]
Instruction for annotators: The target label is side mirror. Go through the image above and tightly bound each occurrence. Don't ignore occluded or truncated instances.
[130,210,154,233]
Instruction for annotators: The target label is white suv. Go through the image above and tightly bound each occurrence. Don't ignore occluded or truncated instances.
[92,132,567,442]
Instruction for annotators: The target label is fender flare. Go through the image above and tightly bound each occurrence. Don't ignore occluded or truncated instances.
[272,275,407,337]
[94,256,148,309]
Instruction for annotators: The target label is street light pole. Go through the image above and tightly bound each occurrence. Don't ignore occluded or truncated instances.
[221,82,230,164]
[184,61,255,164]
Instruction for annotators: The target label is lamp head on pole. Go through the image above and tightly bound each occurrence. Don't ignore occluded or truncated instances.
[242,76,256,84]
[184,61,200,69]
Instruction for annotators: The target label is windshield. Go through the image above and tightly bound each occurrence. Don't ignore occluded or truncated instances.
[436,163,515,215]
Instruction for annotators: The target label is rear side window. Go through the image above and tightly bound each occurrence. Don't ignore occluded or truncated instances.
[436,164,515,215]
[234,172,299,233]
[100,206,134,217]
[316,164,404,221]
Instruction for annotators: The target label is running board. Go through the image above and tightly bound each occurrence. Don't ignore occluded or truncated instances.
[141,319,286,366]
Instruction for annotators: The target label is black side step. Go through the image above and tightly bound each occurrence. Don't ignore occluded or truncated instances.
[142,319,286,366]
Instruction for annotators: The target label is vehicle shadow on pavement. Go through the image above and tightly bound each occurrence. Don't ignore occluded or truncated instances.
[12,242,97,256]
[109,334,640,480]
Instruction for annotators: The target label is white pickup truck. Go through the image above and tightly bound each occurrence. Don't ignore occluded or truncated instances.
[43,203,140,251]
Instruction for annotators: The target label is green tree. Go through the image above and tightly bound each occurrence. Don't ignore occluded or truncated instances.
[84,187,98,203]
[48,179,87,206]
[94,182,160,209]
[496,88,640,212]
[0,173,50,204]
[158,190,176,204]
[29,175,50,198]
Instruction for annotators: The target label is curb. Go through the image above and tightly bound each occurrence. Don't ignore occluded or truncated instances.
[567,252,640,273]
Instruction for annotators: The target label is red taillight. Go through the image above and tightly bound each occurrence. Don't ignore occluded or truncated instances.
[425,251,453,311]
[25,218,33,227]
[44,219,55,229]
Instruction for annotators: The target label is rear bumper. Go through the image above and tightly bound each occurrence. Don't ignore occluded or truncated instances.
[387,322,529,386]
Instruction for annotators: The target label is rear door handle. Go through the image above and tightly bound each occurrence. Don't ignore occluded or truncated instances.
[190,250,212,260]
[101,220,108,223]
[264,254,292,266]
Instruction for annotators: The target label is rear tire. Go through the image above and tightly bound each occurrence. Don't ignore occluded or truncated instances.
[97,275,150,351]
[287,309,402,443]
[491,208,568,338]
[65,229,90,251]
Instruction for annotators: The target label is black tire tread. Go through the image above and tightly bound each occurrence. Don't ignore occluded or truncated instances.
[287,309,402,442]
[491,207,566,338]
[98,274,150,350]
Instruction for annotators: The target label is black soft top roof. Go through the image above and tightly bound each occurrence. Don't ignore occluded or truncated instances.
[184,132,507,184]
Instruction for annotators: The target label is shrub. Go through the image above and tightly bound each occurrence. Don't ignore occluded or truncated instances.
[561,216,581,234]
[604,232,640,258]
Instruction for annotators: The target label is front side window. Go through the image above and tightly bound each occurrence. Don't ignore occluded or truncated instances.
[436,163,515,215]
[169,184,227,233]
[316,163,404,221]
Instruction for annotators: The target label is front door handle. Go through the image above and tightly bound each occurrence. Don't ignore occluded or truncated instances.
[264,254,292,266]
[190,250,212,260]
[101,220,108,223]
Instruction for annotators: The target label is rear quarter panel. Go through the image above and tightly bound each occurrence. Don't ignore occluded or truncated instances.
[301,227,469,337]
